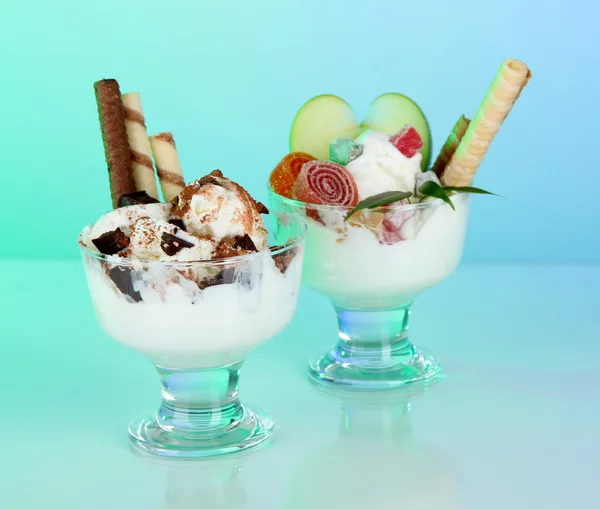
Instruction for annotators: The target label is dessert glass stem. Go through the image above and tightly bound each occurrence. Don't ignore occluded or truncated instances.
[156,363,244,437]
[129,360,273,458]
[333,303,415,369]
[309,302,440,389]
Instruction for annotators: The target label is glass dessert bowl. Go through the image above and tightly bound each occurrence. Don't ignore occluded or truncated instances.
[80,212,305,457]
[268,58,530,388]
[269,190,469,389]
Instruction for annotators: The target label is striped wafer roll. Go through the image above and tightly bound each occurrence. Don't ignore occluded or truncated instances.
[430,115,470,177]
[150,132,185,201]
[94,79,136,208]
[441,59,531,187]
[122,93,159,199]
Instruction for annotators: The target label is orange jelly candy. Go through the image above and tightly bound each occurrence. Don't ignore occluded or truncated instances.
[270,152,316,198]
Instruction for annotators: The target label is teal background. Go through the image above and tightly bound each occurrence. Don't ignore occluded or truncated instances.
[1,0,598,261]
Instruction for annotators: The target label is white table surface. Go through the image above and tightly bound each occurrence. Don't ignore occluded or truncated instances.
[1,261,599,508]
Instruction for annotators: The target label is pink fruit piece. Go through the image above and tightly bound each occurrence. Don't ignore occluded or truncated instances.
[390,125,423,158]
[379,207,415,245]
[292,160,359,207]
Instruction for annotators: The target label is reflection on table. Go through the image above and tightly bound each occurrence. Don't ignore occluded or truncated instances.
[286,380,466,509]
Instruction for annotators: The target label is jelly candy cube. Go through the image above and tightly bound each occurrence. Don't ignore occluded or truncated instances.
[329,136,364,166]
[390,125,423,158]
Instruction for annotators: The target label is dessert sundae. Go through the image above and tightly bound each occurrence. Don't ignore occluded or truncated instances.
[80,79,306,457]
[269,59,531,388]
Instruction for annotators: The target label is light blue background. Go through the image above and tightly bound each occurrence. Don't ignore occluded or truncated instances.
[1,0,598,261]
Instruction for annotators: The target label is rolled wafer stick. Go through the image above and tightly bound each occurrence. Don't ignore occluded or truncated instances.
[430,115,470,177]
[441,59,531,187]
[122,93,159,200]
[150,132,185,201]
[94,79,136,208]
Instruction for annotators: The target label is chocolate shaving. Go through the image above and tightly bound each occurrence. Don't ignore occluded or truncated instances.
[271,246,298,274]
[168,217,186,231]
[198,268,235,290]
[256,202,269,214]
[232,234,258,252]
[107,266,142,302]
[117,190,160,207]
[94,79,136,208]
[161,232,194,256]
[197,170,224,187]
[92,228,130,255]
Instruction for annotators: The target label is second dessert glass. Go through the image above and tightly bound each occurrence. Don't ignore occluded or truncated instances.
[269,190,469,389]
[80,212,306,458]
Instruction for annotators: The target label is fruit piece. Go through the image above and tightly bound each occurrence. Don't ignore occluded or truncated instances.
[390,125,423,158]
[361,93,431,170]
[379,209,415,245]
[290,95,360,161]
[292,160,359,207]
[270,152,316,198]
[329,137,363,165]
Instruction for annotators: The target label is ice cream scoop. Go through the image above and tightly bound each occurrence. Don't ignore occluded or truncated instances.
[171,170,268,250]
[346,131,423,199]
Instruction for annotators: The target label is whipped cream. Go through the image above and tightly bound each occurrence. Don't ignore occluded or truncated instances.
[346,132,423,199]
[83,251,303,368]
[273,194,469,309]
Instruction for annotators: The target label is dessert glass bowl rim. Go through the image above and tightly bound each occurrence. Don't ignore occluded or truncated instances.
[78,212,308,267]
[267,183,469,212]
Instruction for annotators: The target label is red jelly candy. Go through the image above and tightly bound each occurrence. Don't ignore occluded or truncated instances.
[270,152,316,198]
[389,125,423,158]
[292,160,359,207]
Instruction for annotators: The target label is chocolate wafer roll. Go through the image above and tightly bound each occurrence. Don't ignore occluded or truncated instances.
[150,132,185,201]
[122,93,159,200]
[94,79,136,208]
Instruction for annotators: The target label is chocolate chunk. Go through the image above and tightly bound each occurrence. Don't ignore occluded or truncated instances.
[168,217,186,231]
[197,170,224,188]
[161,232,194,256]
[107,266,142,302]
[271,246,298,274]
[117,191,160,207]
[197,268,235,290]
[232,234,258,252]
[92,228,130,255]
[256,202,269,214]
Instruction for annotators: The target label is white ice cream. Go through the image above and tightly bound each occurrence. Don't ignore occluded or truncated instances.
[83,252,303,368]
[346,132,423,199]
[81,171,302,369]
[89,202,172,239]
[127,217,216,261]
[299,195,469,309]
[183,186,251,240]
[172,172,268,250]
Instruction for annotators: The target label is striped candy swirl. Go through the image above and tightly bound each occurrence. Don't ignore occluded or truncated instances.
[293,161,358,207]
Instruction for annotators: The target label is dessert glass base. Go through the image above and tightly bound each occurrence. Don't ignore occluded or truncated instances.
[308,303,440,389]
[128,363,273,458]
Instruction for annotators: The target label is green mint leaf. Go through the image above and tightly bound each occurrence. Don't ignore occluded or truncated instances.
[345,191,413,220]
[418,181,455,210]
[443,186,499,196]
